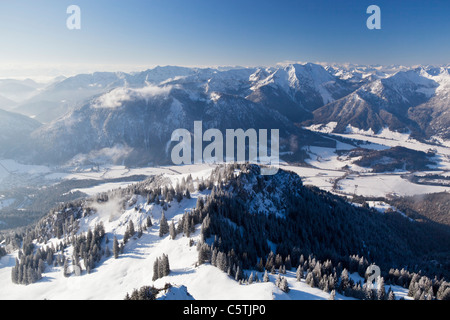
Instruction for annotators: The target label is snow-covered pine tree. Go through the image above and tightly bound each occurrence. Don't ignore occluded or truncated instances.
[63,259,70,277]
[159,212,169,237]
[281,277,289,293]
[235,266,243,281]
[169,220,177,240]
[329,290,336,300]
[183,213,191,237]
[377,276,386,300]
[296,265,303,281]
[387,287,396,300]
[306,272,314,288]
[128,220,135,237]
[197,243,210,265]
[113,236,119,259]
[163,254,170,277]
[152,259,159,281]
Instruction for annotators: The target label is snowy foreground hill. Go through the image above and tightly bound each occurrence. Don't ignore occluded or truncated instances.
[1,164,449,300]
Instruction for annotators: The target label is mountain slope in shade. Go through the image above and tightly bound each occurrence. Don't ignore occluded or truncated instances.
[0,95,17,111]
[248,64,357,120]
[0,79,44,103]
[13,72,129,123]
[14,67,239,123]
[0,109,42,158]
[14,63,360,124]
[408,67,450,139]
[30,84,326,165]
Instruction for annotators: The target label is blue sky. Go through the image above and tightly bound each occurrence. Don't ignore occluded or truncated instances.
[0,0,449,77]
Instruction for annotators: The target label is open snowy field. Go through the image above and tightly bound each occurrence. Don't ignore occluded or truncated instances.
[298,125,450,197]
[0,159,52,184]
[338,173,448,197]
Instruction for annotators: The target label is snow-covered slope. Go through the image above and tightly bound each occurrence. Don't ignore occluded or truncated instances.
[0,166,339,300]
[408,67,450,139]
[1,164,442,300]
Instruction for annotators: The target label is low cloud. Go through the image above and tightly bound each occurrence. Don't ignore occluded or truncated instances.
[93,85,173,109]
[69,144,134,166]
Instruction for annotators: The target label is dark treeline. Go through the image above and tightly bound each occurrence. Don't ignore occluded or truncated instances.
[197,165,450,275]
[10,222,107,285]
[390,192,450,227]
[152,254,171,281]
[352,146,436,173]
[125,283,173,300]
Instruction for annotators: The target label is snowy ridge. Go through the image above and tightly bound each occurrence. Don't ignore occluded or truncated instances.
[0,168,333,300]
[0,165,421,300]
[3,62,449,166]
[309,66,450,140]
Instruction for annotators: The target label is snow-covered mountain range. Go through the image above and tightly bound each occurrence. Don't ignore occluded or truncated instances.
[1,63,449,166]
[310,66,450,139]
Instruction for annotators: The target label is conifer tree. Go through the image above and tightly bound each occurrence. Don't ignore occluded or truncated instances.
[63,259,70,277]
[280,277,289,293]
[159,212,169,237]
[152,259,159,281]
[306,272,314,287]
[257,258,264,272]
[263,270,269,282]
[163,254,170,276]
[198,243,210,265]
[339,269,350,293]
[387,288,396,300]
[296,265,303,281]
[169,220,177,240]
[183,213,191,237]
[113,236,119,259]
[11,263,18,284]
[377,276,386,300]
[235,266,242,281]
[128,220,135,237]
[329,290,336,300]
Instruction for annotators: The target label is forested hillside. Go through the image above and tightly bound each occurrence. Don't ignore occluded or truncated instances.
[1,164,449,300]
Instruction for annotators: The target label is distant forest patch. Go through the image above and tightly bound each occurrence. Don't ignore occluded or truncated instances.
[351,146,436,173]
